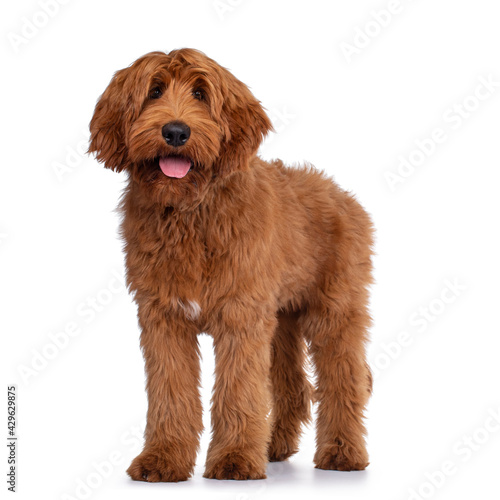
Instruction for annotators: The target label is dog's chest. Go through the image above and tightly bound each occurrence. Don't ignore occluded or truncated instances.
[124,206,234,321]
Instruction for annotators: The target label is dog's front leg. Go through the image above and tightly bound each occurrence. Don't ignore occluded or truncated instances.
[127,304,202,482]
[204,308,276,480]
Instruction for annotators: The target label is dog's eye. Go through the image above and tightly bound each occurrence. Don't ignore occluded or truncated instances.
[192,89,204,101]
[149,87,163,99]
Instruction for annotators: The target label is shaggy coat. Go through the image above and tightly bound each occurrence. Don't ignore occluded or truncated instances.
[89,48,374,482]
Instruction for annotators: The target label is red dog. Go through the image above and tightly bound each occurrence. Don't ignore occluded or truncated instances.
[89,48,373,482]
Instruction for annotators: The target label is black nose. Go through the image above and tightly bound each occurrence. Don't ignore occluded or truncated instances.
[161,121,191,147]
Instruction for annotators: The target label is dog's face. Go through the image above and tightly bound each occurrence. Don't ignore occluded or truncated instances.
[89,49,272,209]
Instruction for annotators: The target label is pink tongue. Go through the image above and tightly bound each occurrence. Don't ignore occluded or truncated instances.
[159,157,191,178]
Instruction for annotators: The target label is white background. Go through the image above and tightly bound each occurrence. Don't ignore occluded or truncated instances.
[2,1,500,499]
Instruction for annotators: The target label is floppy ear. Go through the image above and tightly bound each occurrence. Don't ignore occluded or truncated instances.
[216,73,273,176]
[88,68,133,172]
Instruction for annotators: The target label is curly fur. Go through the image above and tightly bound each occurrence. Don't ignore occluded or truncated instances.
[89,48,374,482]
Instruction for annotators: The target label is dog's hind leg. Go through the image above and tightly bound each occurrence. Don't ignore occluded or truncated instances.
[304,232,373,470]
[305,302,372,471]
[299,193,374,471]
[268,309,313,462]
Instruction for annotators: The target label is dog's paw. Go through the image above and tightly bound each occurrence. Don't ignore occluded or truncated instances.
[314,442,369,471]
[127,449,191,482]
[204,452,266,480]
[268,449,294,462]
[268,436,297,462]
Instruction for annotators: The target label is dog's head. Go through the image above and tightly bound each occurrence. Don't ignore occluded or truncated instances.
[89,48,272,209]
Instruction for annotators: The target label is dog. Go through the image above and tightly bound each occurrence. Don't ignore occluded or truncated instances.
[89,48,374,482]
